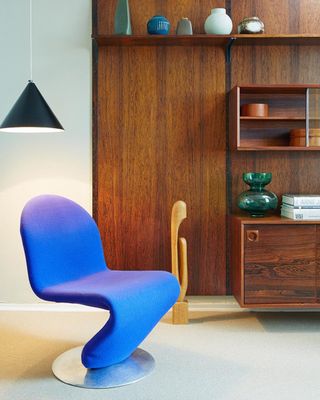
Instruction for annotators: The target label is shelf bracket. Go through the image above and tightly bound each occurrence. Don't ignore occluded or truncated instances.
[225,38,236,64]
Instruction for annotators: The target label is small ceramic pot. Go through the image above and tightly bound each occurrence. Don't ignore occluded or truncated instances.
[176,18,193,35]
[147,15,170,35]
[241,103,269,117]
[238,16,264,34]
[204,8,233,35]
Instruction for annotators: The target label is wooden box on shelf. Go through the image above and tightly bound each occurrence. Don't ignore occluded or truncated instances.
[231,215,320,308]
[229,84,320,151]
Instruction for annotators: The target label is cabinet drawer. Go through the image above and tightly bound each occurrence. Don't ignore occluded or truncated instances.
[244,225,316,304]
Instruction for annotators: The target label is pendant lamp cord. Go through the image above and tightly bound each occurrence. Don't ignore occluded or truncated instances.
[29,0,33,82]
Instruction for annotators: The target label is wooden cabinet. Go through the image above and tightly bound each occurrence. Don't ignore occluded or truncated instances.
[229,85,320,151]
[231,215,320,308]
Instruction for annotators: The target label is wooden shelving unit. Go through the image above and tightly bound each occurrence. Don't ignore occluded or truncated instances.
[229,84,320,151]
[93,0,320,298]
[93,34,320,47]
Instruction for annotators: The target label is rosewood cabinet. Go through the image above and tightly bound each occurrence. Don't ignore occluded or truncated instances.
[231,215,320,308]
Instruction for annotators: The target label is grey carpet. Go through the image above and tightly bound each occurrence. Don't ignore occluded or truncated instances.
[1,310,320,399]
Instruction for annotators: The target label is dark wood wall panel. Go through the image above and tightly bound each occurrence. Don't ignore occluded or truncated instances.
[230,0,320,217]
[94,0,227,294]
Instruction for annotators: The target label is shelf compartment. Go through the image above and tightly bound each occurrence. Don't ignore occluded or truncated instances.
[240,92,306,119]
[229,85,320,151]
[240,113,305,149]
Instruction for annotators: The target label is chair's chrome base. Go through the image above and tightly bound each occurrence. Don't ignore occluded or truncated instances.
[52,346,155,388]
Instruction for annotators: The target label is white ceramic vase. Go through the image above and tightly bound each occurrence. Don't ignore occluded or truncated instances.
[204,8,232,34]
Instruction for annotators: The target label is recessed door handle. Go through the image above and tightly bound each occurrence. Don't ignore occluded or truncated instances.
[246,230,259,242]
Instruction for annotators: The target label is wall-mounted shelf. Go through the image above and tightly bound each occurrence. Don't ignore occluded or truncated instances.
[93,34,320,64]
[93,34,231,46]
[93,34,320,47]
[231,34,320,46]
[240,116,305,121]
[237,146,320,151]
[229,85,320,151]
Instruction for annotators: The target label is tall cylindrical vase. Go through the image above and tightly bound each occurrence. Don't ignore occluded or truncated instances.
[114,0,132,35]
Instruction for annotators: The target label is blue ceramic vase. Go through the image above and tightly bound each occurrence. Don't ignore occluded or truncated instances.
[147,16,170,35]
[114,0,132,35]
[237,172,278,217]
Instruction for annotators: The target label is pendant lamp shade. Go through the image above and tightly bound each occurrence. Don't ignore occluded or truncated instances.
[0,81,64,133]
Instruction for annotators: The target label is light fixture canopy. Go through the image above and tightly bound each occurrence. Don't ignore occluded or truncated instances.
[0,81,64,133]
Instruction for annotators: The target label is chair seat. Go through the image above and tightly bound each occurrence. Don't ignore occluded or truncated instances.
[41,269,178,310]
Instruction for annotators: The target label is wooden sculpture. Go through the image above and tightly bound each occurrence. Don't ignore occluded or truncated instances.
[171,200,188,324]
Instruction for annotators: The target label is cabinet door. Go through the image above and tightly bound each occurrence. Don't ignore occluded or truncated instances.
[244,225,316,304]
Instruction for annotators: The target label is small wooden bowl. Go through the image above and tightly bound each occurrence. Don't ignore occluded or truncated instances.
[290,128,320,146]
[240,103,269,117]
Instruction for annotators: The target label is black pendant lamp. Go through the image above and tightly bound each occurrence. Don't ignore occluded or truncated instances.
[0,0,64,133]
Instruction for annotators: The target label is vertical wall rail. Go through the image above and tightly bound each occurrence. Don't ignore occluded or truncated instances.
[225,0,233,294]
[306,88,310,147]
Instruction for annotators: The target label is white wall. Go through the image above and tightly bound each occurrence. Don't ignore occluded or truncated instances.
[0,0,92,302]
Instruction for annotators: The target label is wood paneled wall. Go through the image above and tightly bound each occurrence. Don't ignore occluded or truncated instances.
[93,0,226,295]
[93,0,320,295]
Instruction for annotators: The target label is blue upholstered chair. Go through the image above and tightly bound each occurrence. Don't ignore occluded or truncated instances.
[20,194,180,388]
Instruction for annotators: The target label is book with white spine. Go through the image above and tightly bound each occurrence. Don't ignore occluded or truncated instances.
[282,194,320,207]
[281,206,320,220]
[282,203,320,209]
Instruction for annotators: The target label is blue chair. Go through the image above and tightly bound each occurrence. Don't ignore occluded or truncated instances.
[20,194,180,388]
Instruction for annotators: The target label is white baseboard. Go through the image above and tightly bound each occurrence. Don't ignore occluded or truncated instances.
[0,303,103,312]
[0,296,240,312]
[1,296,318,312]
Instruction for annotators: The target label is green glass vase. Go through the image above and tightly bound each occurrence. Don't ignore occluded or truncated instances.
[237,172,278,217]
[114,0,132,35]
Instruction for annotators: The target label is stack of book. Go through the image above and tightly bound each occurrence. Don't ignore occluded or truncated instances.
[281,194,320,220]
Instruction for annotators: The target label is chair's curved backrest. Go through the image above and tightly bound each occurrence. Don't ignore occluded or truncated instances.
[20,195,107,296]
